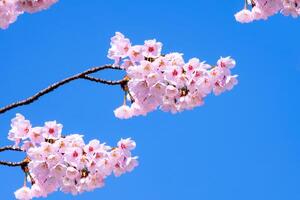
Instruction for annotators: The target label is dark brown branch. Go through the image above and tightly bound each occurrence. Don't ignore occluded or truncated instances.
[0,160,26,167]
[0,65,123,114]
[82,75,127,85]
[0,147,27,167]
[0,146,24,152]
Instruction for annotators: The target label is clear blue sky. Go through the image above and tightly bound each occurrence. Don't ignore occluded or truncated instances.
[1,1,300,199]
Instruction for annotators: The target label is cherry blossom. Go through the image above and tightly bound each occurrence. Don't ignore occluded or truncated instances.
[6,114,138,200]
[14,186,32,200]
[113,105,133,119]
[109,32,238,119]
[0,0,58,29]
[0,0,21,29]
[17,0,58,13]
[234,9,254,23]
[235,0,300,23]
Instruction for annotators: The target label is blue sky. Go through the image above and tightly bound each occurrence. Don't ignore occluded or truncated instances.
[0,0,300,199]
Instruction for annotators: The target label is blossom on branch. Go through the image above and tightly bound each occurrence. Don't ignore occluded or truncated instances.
[6,114,138,199]
[0,0,58,29]
[109,32,238,119]
[235,0,300,23]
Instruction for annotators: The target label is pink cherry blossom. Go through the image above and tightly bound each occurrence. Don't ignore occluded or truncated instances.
[0,0,58,29]
[108,32,131,64]
[235,0,300,23]
[8,113,32,146]
[7,114,138,199]
[217,56,237,69]
[29,127,43,145]
[42,121,62,139]
[143,39,162,58]
[235,9,254,23]
[118,138,136,150]
[17,0,58,13]
[128,45,144,63]
[0,0,22,29]
[83,139,101,155]
[114,105,133,119]
[14,186,32,200]
[107,32,238,119]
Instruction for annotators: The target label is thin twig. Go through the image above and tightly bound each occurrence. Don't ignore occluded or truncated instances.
[82,75,127,85]
[0,146,24,152]
[0,160,26,167]
[0,65,123,114]
[0,146,26,167]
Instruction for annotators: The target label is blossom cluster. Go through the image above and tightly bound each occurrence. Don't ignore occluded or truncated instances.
[109,32,238,119]
[7,114,138,200]
[235,0,300,23]
[0,0,58,29]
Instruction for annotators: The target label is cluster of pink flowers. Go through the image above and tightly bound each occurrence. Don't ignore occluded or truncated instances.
[7,114,138,200]
[109,32,238,119]
[0,0,58,29]
[235,0,300,23]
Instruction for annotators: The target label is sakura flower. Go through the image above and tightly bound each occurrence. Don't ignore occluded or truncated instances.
[165,85,179,97]
[10,113,31,138]
[21,140,34,151]
[108,32,131,65]
[217,56,236,69]
[125,156,139,172]
[234,9,254,23]
[84,139,101,155]
[29,127,44,145]
[29,184,43,198]
[14,186,32,200]
[281,0,300,17]
[128,45,144,62]
[109,148,123,163]
[42,121,62,139]
[235,0,300,23]
[108,33,238,118]
[8,113,31,146]
[46,153,62,168]
[51,163,67,178]
[0,0,22,29]
[225,75,239,90]
[184,58,200,76]
[0,0,58,29]
[251,6,265,19]
[17,0,58,13]
[114,105,133,119]
[65,147,83,166]
[66,167,80,179]
[7,114,138,199]
[143,39,162,58]
[118,138,136,151]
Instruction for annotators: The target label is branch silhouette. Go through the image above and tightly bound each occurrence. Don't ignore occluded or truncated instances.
[0,146,27,167]
[0,146,24,152]
[0,65,125,114]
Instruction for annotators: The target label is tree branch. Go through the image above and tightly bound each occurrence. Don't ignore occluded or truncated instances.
[82,75,128,85]
[0,146,27,167]
[0,160,26,167]
[0,65,124,114]
[0,146,24,152]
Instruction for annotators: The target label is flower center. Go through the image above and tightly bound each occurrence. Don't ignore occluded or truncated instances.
[148,47,154,52]
[121,143,126,149]
[172,70,178,76]
[49,128,55,134]
[73,151,79,158]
